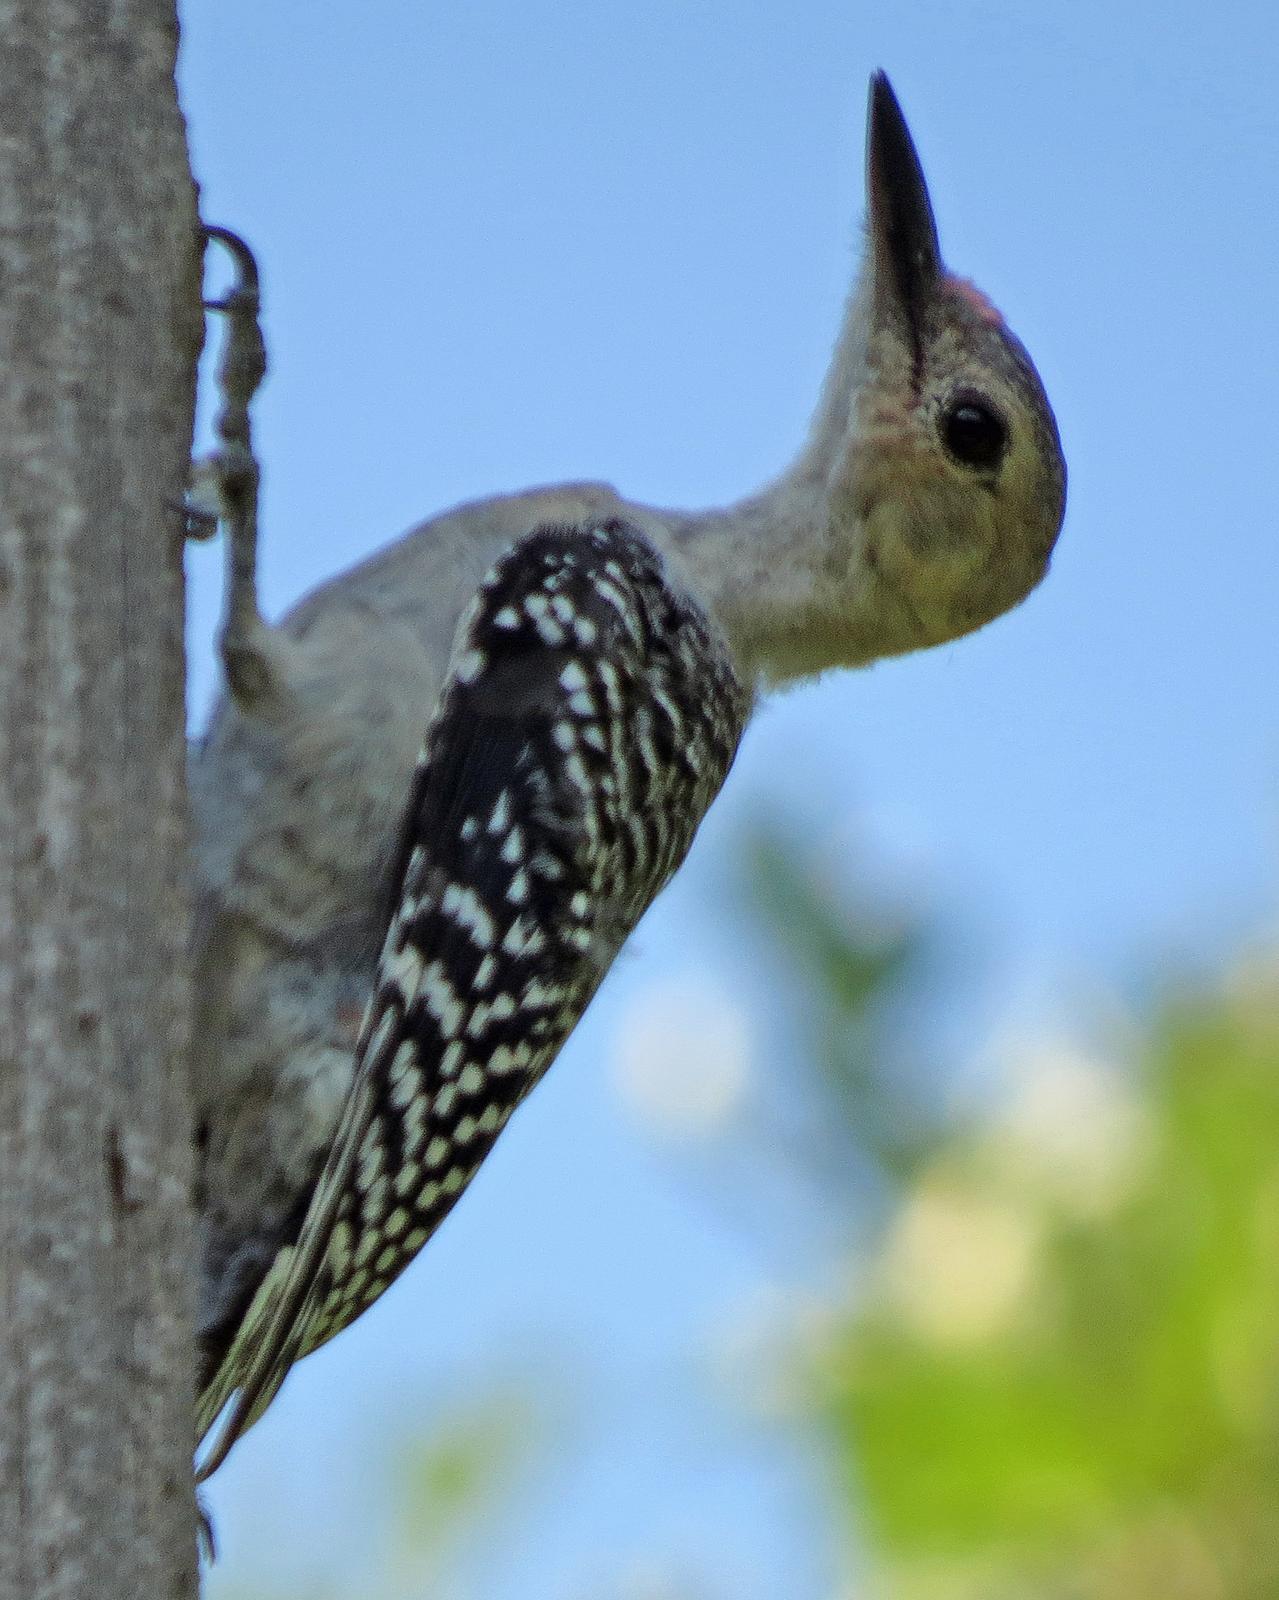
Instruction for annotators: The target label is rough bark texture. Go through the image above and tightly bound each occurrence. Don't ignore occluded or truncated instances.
[0,3,202,1596]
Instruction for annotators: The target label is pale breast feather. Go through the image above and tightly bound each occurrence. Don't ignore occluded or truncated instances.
[197,518,750,1473]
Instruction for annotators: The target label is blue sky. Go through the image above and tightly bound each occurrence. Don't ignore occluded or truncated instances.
[181,3,1279,1594]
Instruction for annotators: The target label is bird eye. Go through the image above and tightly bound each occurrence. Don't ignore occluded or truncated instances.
[941,395,1007,470]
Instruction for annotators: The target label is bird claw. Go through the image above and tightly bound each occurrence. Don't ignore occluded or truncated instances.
[201,226,267,416]
[189,223,278,707]
[181,225,267,548]
[178,457,227,542]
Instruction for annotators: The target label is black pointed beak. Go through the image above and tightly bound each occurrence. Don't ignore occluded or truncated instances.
[866,73,942,337]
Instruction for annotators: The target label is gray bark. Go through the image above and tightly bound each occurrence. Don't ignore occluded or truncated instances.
[0,2,202,1596]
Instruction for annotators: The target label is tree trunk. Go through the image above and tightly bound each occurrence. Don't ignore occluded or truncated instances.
[0,3,202,1596]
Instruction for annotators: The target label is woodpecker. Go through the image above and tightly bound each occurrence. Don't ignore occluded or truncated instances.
[192,74,1066,1474]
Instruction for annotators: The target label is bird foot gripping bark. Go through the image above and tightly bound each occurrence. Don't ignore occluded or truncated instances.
[184,226,264,536]
[185,225,280,710]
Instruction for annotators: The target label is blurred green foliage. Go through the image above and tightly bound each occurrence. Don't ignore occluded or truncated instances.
[744,829,945,1192]
[388,1387,545,1590]
[746,834,1279,1600]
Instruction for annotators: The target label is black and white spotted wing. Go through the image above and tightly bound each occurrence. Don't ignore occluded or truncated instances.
[197,518,750,1474]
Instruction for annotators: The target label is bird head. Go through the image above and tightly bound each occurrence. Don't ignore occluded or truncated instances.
[816,74,1066,665]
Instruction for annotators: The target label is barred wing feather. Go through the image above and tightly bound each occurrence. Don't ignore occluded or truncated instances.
[197,518,749,1475]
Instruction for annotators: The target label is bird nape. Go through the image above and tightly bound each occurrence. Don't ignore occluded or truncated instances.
[189,71,1065,1480]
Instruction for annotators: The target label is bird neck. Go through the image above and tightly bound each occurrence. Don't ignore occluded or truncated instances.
[646,274,896,686]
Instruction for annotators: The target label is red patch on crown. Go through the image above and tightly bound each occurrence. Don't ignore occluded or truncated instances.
[946,275,1005,328]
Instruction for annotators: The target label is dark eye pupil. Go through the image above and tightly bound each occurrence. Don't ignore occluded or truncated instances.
[943,400,1007,468]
